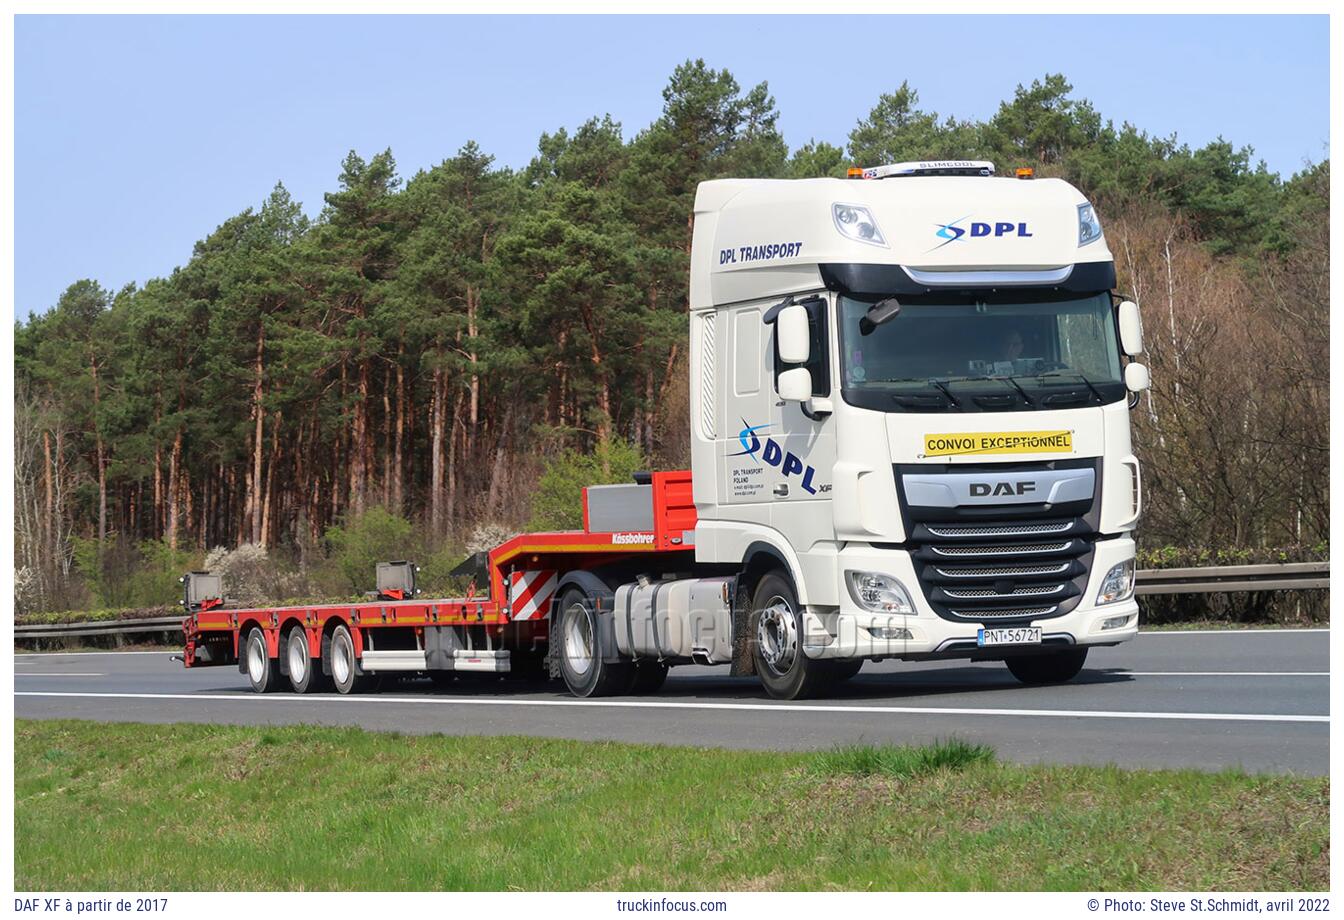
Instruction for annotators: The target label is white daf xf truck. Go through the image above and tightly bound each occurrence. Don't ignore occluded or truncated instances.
[184,159,1148,702]
[681,160,1148,698]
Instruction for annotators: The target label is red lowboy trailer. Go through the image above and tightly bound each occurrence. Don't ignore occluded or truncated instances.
[181,471,699,697]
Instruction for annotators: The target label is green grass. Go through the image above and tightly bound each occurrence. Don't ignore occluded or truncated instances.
[15,720,1328,891]
[814,739,996,779]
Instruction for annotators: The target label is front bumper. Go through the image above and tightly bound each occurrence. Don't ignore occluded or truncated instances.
[801,536,1139,659]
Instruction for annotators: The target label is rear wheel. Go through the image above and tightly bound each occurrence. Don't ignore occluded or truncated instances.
[327,624,380,695]
[1006,648,1089,685]
[556,587,630,697]
[286,627,328,694]
[244,627,281,694]
[751,572,833,700]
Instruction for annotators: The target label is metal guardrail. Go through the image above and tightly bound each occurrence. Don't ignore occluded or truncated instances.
[14,615,184,640]
[11,563,1331,641]
[1134,562,1329,595]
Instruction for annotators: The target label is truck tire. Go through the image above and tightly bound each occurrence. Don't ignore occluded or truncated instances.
[285,627,328,694]
[629,660,669,694]
[327,623,380,695]
[1006,648,1089,685]
[750,572,832,700]
[244,627,282,693]
[556,587,631,697]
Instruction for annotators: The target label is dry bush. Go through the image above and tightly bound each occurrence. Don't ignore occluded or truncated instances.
[203,543,306,605]
[1110,203,1326,550]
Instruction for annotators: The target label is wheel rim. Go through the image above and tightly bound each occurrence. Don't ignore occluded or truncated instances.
[756,596,798,677]
[247,635,266,683]
[563,602,594,678]
[332,633,352,685]
[288,634,308,684]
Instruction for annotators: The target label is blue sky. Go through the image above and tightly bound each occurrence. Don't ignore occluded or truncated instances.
[14,14,1329,321]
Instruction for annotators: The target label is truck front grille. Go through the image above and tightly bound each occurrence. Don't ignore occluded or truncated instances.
[934,562,1071,579]
[910,518,1094,625]
[925,521,1074,539]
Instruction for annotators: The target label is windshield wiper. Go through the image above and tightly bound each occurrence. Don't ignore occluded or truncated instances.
[924,377,962,409]
[928,374,1038,408]
[998,375,1037,407]
[1036,370,1105,404]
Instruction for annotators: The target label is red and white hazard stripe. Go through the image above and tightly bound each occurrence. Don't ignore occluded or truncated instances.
[509,570,558,621]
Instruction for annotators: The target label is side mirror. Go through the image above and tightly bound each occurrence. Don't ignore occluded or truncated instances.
[776,304,811,364]
[1118,300,1144,355]
[778,366,812,402]
[1125,362,1150,393]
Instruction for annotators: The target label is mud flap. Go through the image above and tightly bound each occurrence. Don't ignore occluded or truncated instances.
[729,582,756,676]
[547,571,619,678]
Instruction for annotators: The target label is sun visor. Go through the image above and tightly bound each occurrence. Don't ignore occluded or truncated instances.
[819,261,1117,297]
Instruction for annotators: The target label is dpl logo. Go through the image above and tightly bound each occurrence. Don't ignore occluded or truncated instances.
[930,216,1033,251]
[730,421,820,495]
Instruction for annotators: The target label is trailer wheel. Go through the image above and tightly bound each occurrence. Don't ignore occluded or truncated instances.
[750,572,832,700]
[556,587,630,697]
[328,624,380,695]
[629,660,669,694]
[1006,648,1089,685]
[285,627,328,694]
[244,627,281,693]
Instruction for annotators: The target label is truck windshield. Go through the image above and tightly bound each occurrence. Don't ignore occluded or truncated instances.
[837,291,1126,412]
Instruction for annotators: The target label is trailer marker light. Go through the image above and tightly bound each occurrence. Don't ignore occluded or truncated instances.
[1015,167,1034,179]
[846,167,864,178]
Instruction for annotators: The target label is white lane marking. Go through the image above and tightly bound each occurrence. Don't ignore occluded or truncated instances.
[1140,628,1328,635]
[13,650,178,657]
[14,691,1328,725]
[14,673,105,677]
[1125,671,1329,677]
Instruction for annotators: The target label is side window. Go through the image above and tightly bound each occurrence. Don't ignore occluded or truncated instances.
[772,296,830,397]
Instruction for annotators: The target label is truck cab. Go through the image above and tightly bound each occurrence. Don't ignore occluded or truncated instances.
[687,161,1147,698]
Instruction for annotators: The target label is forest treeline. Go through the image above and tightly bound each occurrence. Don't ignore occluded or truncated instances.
[14,64,1329,614]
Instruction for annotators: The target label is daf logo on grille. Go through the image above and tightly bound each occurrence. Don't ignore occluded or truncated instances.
[970,481,1037,497]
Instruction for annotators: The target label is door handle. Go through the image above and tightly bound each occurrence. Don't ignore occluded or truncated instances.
[773,484,789,497]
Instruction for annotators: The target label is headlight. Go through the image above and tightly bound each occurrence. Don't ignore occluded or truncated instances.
[832,203,888,248]
[1095,559,1135,605]
[1078,202,1103,246]
[845,570,914,613]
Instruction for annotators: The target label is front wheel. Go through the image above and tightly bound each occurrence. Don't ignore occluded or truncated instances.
[1006,648,1089,685]
[750,572,833,700]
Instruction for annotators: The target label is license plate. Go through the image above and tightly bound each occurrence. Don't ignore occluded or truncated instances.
[977,627,1043,647]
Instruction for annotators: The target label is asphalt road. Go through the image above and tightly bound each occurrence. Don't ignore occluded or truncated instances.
[14,629,1329,775]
